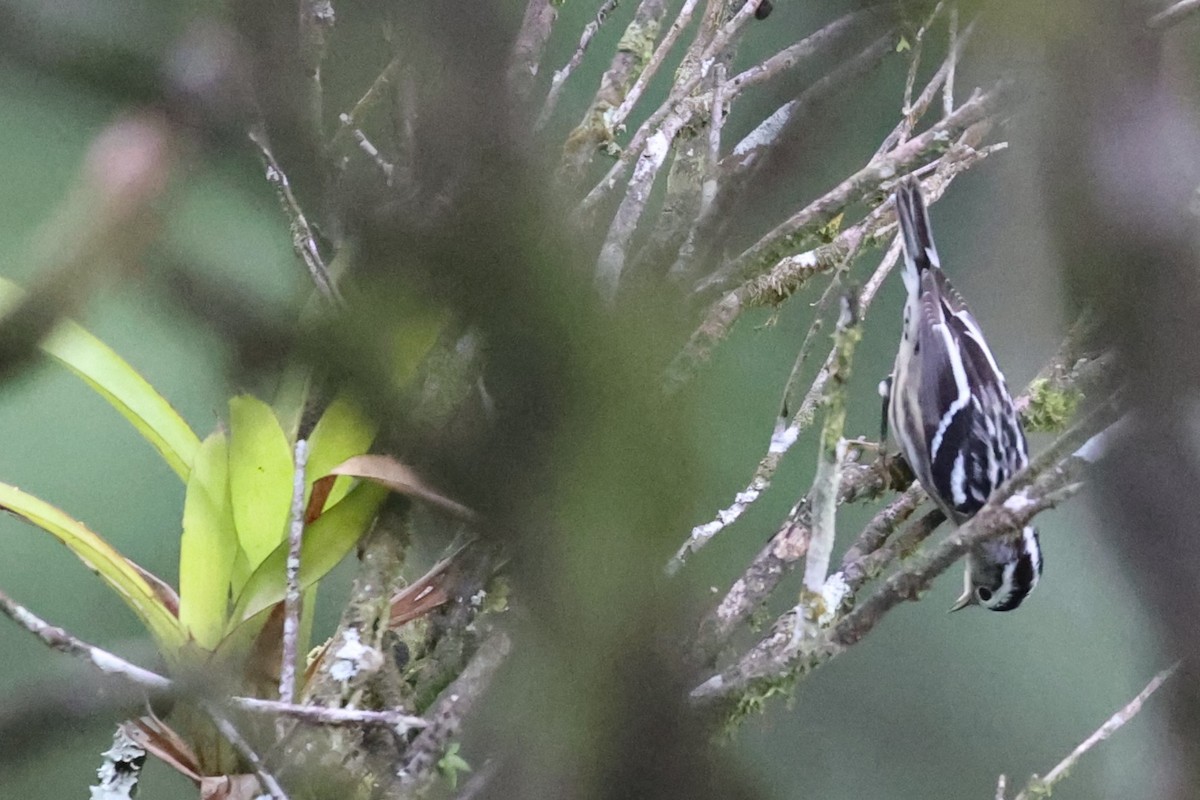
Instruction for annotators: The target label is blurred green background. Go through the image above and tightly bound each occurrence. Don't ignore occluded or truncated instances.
[0,0,1170,797]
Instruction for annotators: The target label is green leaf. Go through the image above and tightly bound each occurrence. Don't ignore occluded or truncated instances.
[438,742,471,789]
[0,481,184,651]
[227,395,293,569]
[0,280,201,482]
[305,395,377,511]
[178,432,238,649]
[228,480,388,628]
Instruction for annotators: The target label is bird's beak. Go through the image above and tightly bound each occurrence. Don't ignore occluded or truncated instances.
[948,570,976,612]
[948,589,976,612]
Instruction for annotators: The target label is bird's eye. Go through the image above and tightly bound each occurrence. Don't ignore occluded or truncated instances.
[976,587,993,602]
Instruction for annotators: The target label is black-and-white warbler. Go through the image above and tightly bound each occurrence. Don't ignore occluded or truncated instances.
[883,176,1042,612]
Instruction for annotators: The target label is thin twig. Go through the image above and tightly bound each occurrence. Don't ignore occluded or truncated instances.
[667,238,900,573]
[669,120,1000,390]
[607,0,702,132]
[577,0,761,217]
[1011,665,1178,800]
[508,0,559,101]
[203,702,290,800]
[279,439,309,719]
[725,11,873,99]
[723,32,895,181]
[901,1,943,119]
[299,0,335,144]
[538,0,623,128]
[669,32,895,284]
[330,56,403,152]
[875,17,977,157]
[702,62,727,218]
[1147,0,1200,28]
[838,483,927,586]
[943,6,958,117]
[559,0,669,184]
[692,397,1122,706]
[712,83,1005,292]
[801,293,862,595]
[839,507,945,595]
[248,126,343,305]
[595,110,691,300]
[0,588,427,732]
[349,128,396,183]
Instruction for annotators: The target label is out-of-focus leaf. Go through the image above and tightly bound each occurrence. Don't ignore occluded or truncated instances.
[0,482,183,651]
[228,481,388,627]
[330,454,478,521]
[0,279,201,482]
[305,394,377,510]
[179,432,238,649]
[227,395,293,569]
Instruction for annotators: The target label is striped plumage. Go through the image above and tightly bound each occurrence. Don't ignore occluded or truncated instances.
[885,177,1042,612]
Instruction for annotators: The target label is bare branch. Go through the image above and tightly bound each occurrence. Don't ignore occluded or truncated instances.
[279,438,310,719]
[577,0,762,216]
[299,0,335,142]
[508,0,559,102]
[204,702,290,800]
[0,586,427,735]
[595,110,691,300]
[559,0,668,184]
[668,238,901,573]
[725,11,874,99]
[802,293,862,595]
[1147,0,1200,29]
[692,395,1122,707]
[876,18,977,157]
[608,0,702,133]
[248,126,343,305]
[710,83,1005,293]
[330,56,403,153]
[1011,665,1178,800]
[538,0,623,128]
[669,121,1000,390]
[943,6,959,117]
[393,631,513,793]
[724,34,895,183]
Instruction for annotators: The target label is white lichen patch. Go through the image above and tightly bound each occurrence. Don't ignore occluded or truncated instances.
[329,628,384,683]
[818,573,851,626]
[769,423,800,454]
[1003,491,1035,513]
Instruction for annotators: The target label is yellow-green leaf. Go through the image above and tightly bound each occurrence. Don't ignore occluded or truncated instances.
[227,395,293,569]
[228,481,387,627]
[0,280,201,482]
[305,394,377,511]
[0,482,183,651]
[179,432,238,649]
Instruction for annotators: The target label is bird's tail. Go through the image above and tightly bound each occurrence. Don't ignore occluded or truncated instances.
[895,176,941,280]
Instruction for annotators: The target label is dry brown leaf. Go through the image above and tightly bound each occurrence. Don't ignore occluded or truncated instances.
[304,474,336,523]
[200,774,262,800]
[328,455,478,522]
[126,717,202,782]
[127,558,181,617]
